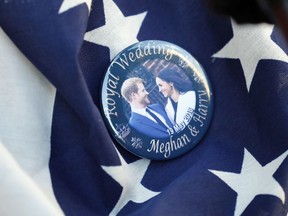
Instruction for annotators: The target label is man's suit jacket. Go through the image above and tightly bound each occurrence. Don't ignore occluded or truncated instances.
[129,103,172,138]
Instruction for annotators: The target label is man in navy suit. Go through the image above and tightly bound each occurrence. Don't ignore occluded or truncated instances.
[121,77,173,138]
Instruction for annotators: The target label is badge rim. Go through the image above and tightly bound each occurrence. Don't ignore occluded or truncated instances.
[101,40,213,160]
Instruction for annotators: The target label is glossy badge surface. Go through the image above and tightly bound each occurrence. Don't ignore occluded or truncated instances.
[101,40,213,160]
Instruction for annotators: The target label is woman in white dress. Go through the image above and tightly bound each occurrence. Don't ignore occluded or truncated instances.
[156,68,196,129]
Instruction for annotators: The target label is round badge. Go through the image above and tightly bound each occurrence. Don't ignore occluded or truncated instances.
[101,40,213,160]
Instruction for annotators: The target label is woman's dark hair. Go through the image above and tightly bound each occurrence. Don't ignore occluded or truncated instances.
[157,68,193,92]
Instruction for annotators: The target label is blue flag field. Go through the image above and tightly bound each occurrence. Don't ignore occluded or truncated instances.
[0,0,287,215]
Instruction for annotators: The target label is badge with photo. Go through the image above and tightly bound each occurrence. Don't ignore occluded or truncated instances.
[101,40,213,160]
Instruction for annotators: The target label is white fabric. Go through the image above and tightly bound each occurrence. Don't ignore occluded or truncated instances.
[213,20,288,91]
[0,27,63,215]
[58,0,92,14]
[165,91,196,124]
[84,0,147,60]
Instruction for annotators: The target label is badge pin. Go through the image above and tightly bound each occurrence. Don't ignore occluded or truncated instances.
[101,40,213,160]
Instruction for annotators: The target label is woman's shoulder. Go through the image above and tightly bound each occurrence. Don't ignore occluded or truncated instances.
[180,90,196,98]
[178,91,196,110]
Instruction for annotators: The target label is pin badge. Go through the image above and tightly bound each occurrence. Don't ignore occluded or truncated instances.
[101,40,213,160]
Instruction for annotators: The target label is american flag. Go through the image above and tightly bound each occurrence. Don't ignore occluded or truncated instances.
[0,0,287,215]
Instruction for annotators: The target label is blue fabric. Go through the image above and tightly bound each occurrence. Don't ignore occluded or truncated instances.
[0,0,287,215]
[130,104,171,138]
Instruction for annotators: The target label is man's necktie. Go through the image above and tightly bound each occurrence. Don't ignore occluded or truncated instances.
[146,108,168,129]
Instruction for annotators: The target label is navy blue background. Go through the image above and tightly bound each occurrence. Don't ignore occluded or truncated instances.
[0,0,287,215]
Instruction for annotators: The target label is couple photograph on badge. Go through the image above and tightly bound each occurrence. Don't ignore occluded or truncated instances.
[121,64,196,138]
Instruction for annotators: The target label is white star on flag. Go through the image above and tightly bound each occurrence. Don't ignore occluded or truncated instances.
[213,20,288,91]
[84,0,147,60]
[101,149,160,216]
[58,0,92,14]
[209,148,288,216]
